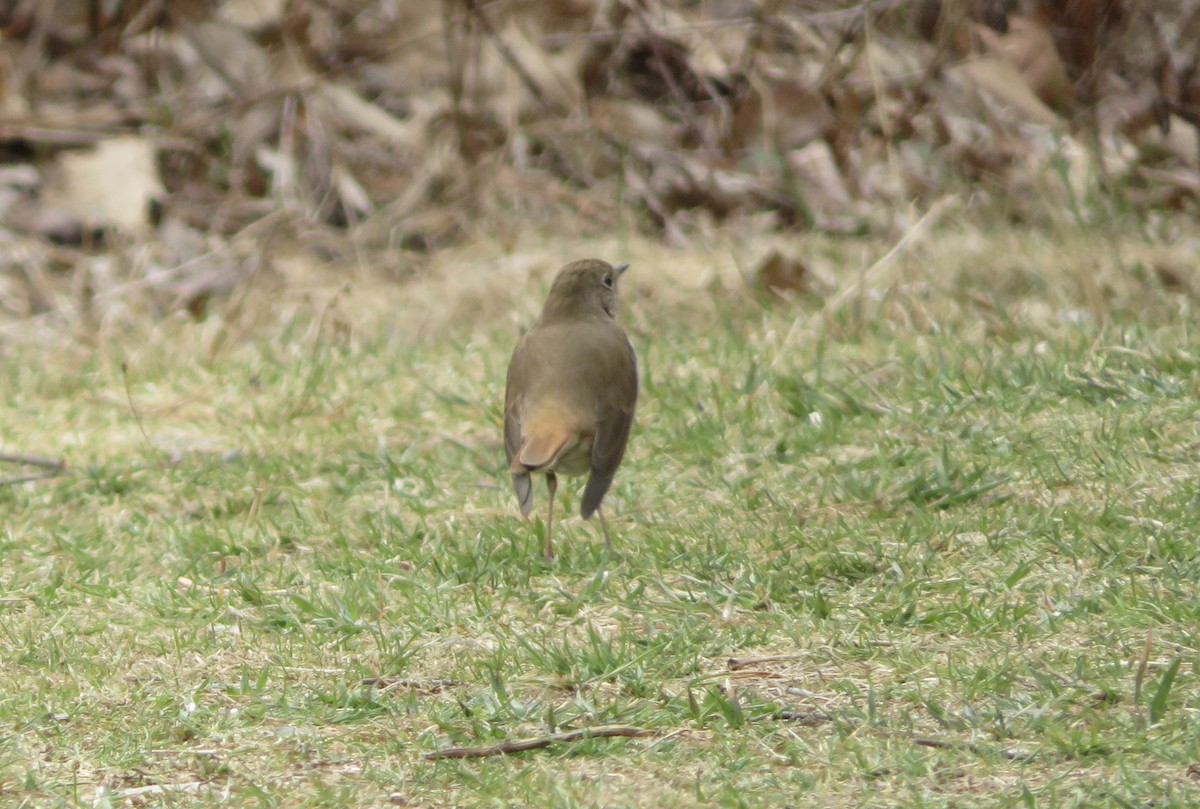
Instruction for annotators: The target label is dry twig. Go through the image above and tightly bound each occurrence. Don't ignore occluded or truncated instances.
[773,710,834,724]
[362,677,466,693]
[913,736,1032,761]
[0,471,65,487]
[0,453,66,469]
[425,725,654,760]
[463,0,559,112]
[0,452,67,486]
[727,653,808,670]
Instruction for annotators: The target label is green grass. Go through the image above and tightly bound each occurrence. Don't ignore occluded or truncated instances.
[2,224,1200,807]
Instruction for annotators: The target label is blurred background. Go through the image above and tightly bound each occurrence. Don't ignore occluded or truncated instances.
[0,0,1195,338]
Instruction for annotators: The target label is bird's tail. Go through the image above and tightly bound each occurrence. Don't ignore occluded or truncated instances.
[511,471,533,516]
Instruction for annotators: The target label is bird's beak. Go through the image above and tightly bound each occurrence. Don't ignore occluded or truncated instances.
[613,263,630,275]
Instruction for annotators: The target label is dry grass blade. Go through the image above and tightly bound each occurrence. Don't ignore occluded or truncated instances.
[819,194,959,315]
[1133,630,1153,704]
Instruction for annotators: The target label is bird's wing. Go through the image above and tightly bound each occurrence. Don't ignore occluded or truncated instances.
[505,333,575,472]
[504,372,524,466]
[581,337,638,518]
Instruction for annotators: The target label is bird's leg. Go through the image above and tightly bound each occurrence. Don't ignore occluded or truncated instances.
[596,506,613,552]
[544,472,557,560]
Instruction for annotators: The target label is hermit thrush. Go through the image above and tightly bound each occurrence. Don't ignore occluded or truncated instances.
[504,259,638,559]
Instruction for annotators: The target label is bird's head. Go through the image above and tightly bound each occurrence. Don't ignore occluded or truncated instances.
[542,259,629,320]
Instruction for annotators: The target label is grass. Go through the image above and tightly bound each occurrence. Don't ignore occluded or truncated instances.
[2,221,1200,807]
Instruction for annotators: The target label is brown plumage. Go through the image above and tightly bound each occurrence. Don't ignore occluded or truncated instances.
[504,259,638,559]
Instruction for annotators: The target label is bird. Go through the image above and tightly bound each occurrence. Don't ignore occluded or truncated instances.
[504,258,638,559]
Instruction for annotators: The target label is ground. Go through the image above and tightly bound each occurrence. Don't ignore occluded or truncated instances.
[2,220,1200,808]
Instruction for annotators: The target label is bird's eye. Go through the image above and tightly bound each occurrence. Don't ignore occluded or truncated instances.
[603,274,614,288]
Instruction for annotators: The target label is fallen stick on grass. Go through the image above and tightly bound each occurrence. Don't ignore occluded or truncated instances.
[0,452,66,469]
[773,710,834,724]
[914,737,1033,761]
[362,677,466,692]
[425,725,655,760]
[726,653,807,670]
[0,453,67,486]
[0,470,64,486]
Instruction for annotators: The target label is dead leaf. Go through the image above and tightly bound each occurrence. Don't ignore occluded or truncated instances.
[787,140,853,215]
[588,98,679,147]
[172,20,273,99]
[47,137,163,235]
[220,0,288,31]
[946,55,1061,126]
[316,81,424,145]
[754,249,811,298]
[972,15,1071,110]
[746,73,836,152]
